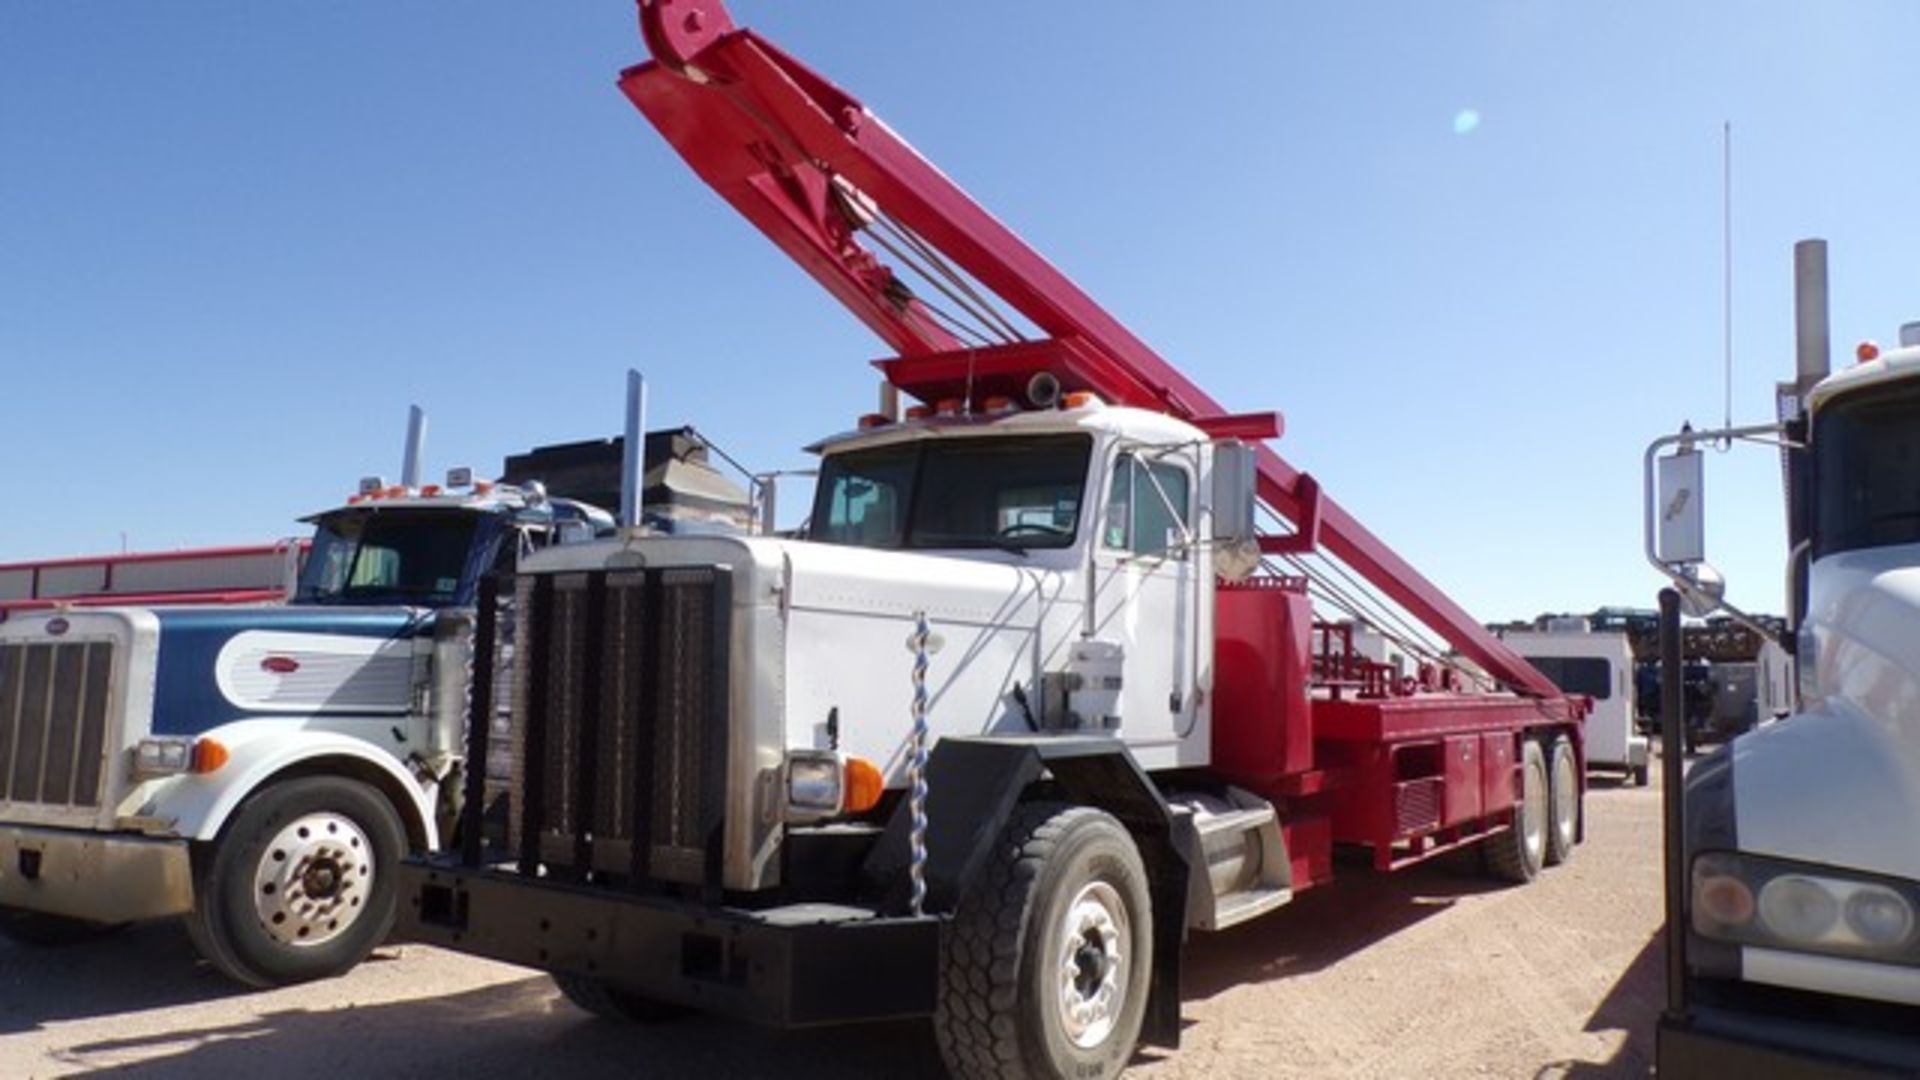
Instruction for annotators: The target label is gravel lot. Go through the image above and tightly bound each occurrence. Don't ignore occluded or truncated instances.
[0,763,1665,1079]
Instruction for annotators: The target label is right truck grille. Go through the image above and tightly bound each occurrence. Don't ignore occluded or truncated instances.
[0,641,115,810]
[505,567,732,888]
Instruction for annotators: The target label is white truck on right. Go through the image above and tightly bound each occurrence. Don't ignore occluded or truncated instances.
[1649,239,1920,1074]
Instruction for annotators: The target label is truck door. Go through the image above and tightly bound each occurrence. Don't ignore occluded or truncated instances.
[1095,448,1199,760]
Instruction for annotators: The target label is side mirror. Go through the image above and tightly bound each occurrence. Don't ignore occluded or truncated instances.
[1210,440,1260,582]
[1654,447,1705,565]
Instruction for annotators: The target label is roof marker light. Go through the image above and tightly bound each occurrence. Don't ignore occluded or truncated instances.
[904,404,933,420]
[857,412,890,430]
[420,484,443,497]
[982,395,1017,413]
[935,398,963,416]
[1062,391,1104,409]
[1857,341,1881,364]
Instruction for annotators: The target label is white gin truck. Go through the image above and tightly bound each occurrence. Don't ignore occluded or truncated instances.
[1650,241,1920,1074]
[398,6,1590,1078]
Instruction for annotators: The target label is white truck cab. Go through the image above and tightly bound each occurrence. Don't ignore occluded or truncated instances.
[502,396,1245,891]
[1652,273,1920,1073]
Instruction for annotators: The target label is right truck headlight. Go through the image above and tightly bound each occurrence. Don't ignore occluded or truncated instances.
[1693,851,1920,962]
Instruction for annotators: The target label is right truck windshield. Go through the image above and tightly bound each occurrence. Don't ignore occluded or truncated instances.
[1814,379,1920,559]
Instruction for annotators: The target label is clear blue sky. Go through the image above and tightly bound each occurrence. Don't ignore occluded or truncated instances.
[4,3,1916,624]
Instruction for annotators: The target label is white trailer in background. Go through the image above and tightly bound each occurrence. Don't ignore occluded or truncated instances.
[1500,627,1651,785]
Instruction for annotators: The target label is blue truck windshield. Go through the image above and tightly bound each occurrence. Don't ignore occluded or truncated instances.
[1814,380,1920,560]
[296,510,488,607]
[810,434,1093,552]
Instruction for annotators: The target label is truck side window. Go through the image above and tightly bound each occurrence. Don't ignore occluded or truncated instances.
[1104,453,1191,558]
[815,442,914,548]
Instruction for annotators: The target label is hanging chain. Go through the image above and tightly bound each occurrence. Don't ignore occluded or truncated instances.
[908,609,932,917]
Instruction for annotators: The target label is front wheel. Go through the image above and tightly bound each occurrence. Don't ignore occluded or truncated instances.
[185,776,407,987]
[934,803,1153,1080]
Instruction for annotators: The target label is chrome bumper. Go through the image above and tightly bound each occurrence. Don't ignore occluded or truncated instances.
[0,824,194,923]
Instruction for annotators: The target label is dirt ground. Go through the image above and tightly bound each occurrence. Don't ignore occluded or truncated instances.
[0,763,1665,1079]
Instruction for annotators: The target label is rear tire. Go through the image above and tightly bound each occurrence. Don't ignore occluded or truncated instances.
[1632,761,1651,787]
[185,776,406,987]
[0,906,123,947]
[1484,739,1547,884]
[934,803,1153,1080]
[1544,736,1579,866]
[553,973,691,1023]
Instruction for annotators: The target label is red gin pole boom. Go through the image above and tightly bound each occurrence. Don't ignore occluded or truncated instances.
[624,0,1562,701]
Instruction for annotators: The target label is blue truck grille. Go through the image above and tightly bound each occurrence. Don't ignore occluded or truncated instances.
[504,567,731,888]
[0,641,114,809]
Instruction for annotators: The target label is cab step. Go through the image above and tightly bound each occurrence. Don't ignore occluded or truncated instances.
[1176,788,1294,932]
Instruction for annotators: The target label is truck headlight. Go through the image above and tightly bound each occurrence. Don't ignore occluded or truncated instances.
[133,737,195,777]
[786,752,845,817]
[1693,851,1919,962]
[131,736,230,778]
[784,750,887,821]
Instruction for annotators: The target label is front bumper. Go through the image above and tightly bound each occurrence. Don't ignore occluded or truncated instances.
[1658,1004,1920,1077]
[0,824,194,923]
[399,857,941,1027]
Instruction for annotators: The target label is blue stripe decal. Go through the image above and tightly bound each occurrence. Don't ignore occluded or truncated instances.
[150,608,426,736]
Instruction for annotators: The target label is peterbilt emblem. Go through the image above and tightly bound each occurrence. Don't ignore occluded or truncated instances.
[45,617,69,636]
[260,655,302,675]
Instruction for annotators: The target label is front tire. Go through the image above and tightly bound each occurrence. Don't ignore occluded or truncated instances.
[1484,739,1548,883]
[185,776,406,987]
[1544,736,1580,866]
[934,803,1153,1080]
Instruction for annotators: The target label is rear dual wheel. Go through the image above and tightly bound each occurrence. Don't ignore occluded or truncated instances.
[1544,736,1580,866]
[1484,735,1580,883]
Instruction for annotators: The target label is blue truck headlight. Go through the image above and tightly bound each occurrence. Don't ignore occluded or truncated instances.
[1693,851,1920,962]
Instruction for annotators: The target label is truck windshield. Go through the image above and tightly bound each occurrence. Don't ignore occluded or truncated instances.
[810,434,1093,552]
[296,510,487,607]
[1814,380,1920,559]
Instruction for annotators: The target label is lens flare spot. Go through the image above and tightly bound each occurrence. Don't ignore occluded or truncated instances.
[1453,109,1481,136]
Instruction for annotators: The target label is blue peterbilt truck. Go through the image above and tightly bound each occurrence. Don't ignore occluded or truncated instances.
[0,425,751,986]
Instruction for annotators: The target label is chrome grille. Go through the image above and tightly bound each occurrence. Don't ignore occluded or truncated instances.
[503,567,730,887]
[0,641,114,809]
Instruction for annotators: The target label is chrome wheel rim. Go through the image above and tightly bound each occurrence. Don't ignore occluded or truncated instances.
[1054,880,1129,1050]
[1523,757,1548,861]
[252,811,374,949]
[1552,747,1578,845]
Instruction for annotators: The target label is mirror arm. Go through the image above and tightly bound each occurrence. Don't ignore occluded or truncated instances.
[1259,473,1323,556]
